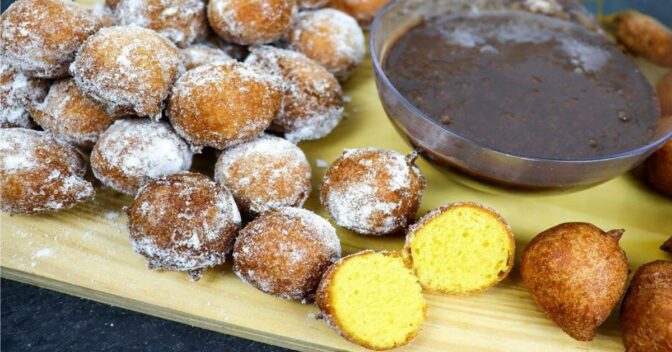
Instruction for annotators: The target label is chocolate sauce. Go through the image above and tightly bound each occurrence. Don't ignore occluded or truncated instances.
[384,10,659,159]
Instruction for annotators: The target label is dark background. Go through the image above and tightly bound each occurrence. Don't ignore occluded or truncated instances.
[1,1,669,352]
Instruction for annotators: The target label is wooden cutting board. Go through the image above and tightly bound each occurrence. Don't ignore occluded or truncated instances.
[2,43,671,351]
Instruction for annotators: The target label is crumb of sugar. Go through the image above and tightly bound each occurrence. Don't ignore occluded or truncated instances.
[315,159,328,168]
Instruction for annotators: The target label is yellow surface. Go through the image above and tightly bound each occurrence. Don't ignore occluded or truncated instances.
[406,205,514,294]
[1,51,672,351]
[327,252,426,350]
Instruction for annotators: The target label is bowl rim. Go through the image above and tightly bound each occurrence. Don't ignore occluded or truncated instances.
[369,0,672,164]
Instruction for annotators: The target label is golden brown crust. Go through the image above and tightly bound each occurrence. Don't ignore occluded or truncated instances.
[207,0,295,45]
[645,140,672,197]
[614,11,672,68]
[402,202,516,295]
[520,222,629,341]
[315,250,424,351]
[662,237,672,255]
[620,260,672,352]
[329,0,390,27]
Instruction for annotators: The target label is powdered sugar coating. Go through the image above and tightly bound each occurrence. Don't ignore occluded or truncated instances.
[1,128,95,214]
[0,62,48,128]
[91,119,193,195]
[127,172,241,280]
[320,148,426,236]
[214,134,312,216]
[207,0,295,45]
[181,43,233,71]
[246,46,344,142]
[1,0,101,79]
[167,61,282,150]
[233,207,341,302]
[70,25,184,120]
[285,9,365,81]
[114,0,208,48]
[29,79,119,148]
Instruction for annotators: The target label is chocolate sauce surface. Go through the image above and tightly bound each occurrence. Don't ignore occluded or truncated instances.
[384,10,659,159]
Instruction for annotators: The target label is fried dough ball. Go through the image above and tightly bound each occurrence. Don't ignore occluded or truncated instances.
[91,119,193,195]
[206,33,250,61]
[114,0,208,48]
[70,26,184,120]
[233,207,341,302]
[645,140,672,197]
[207,0,295,45]
[0,62,48,128]
[320,148,426,236]
[330,0,391,26]
[246,46,344,142]
[1,0,101,79]
[29,79,119,149]
[285,9,365,81]
[1,128,95,214]
[181,43,233,70]
[297,0,328,9]
[167,61,282,150]
[214,134,312,217]
[126,172,241,280]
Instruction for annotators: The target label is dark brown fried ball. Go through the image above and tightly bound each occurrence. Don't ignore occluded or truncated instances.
[114,0,208,48]
[233,207,340,302]
[0,62,48,128]
[91,119,193,195]
[520,222,629,341]
[214,134,312,217]
[167,61,282,150]
[285,9,365,81]
[245,46,344,142]
[1,0,101,79]
[329,0,390,26]
[663,237,672,254]
[207,0,295,45]
[181,43,233,71]
[29,79,119,149]
[0,128,95,214]
[645,140,672,197]
[620,260,672,352]
[70,26,184,120]
[320,148,426,236]
[126,172,241,280]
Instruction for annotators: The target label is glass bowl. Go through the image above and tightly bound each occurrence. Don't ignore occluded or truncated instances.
[370,0,672,191]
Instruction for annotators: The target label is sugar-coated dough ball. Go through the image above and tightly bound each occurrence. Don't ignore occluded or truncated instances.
[127,172,241,280]
[320,148,426,236]
[0,62,48,128]
[29,79,119,149]
[246,46,344,142]
[181,43,233,71]
[91,119,193,195]
[1,128,95,214]
[214,134,312,216]
[70,26,184,120]
[1,0,101,79]
[167,61,282,150]
[285,9,365,81]
[114,0,208,48]
[233,207,341,302]
[207,0,296,45]
[297,0,328,9]
[330,0,391,26]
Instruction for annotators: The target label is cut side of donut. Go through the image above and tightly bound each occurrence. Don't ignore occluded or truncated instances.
[316,251,426,350]
[403,202,515,294]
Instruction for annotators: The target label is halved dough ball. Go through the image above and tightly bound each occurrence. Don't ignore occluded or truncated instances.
[316,250,426,350]
[91,119,193,195]
[1,0,101,78]
[0,62,48,128]
[246,46,344,142]
[1,128,95,214]
[114,0,208,48]
[403,202,515,294]
[207,0,295,45]
[167,61,282,150]
[285,9,365,81]
[70,26,184,120]
[214,134,311,217]
[181,43,232,70]
[29,79,119,148]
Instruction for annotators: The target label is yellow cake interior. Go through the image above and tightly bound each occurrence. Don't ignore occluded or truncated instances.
[407,206,513,293]
[329,252,426,350]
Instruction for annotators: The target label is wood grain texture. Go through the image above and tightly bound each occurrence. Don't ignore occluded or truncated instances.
[2,51,671,352]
